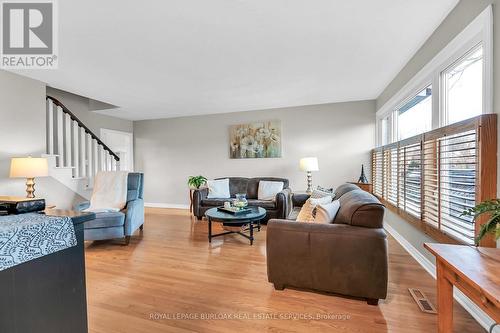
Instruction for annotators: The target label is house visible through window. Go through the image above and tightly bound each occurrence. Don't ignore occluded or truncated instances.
[443,44,483,125]
[397,85,432,140]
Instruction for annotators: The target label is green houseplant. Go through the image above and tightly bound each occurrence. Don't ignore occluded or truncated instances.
[462,199,500,246]
[188,175,207,189]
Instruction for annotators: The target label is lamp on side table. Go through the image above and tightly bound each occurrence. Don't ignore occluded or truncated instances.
[299,157,319,194]
[10,157,49,198]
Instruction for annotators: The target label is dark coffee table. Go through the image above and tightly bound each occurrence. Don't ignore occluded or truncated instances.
[204,206,266,245]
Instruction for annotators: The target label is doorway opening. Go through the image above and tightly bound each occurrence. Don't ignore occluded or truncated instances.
[100,128,134,171]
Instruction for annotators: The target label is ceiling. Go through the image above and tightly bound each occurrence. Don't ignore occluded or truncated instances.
[12,0,458,120]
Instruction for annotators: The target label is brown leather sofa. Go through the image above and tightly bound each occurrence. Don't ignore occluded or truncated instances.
[266,184,387,305]
[192,177,292,222]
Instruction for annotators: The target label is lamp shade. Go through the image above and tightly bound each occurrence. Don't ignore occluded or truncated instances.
[10,157,49,178]
[299,157,319,172]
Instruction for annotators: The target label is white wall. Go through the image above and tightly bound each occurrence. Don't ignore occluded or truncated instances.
[134,100,375,206]
[0,70,84,208]
[46,87,133,136]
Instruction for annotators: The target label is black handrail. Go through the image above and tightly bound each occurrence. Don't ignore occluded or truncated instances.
[46,96,120,161]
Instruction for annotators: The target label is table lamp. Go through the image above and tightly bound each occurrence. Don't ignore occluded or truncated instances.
[299,157,319,194]
[10,157,49,198]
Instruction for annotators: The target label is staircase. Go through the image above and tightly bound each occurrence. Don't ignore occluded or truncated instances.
[45,96,120,199]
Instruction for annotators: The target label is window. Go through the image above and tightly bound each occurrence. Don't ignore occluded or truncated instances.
[372,114,496,246]
[443,44,483,124]
[376,6,492,147]
[380,115,390,145]
[397,85,432,140]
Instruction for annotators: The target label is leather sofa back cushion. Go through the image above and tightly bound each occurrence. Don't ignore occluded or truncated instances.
[217,177,289,199]
[335,190,385,228]
[333,183,360,200]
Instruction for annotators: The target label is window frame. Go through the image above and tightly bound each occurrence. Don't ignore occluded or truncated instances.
[376,6,493,147]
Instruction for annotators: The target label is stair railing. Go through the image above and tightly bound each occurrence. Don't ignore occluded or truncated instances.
[46,96,120,179]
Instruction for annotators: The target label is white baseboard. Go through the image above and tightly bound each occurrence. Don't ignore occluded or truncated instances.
[145,202,190,209]
[384,223,497,332]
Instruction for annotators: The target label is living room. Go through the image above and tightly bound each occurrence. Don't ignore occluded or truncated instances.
[0,1,499,332]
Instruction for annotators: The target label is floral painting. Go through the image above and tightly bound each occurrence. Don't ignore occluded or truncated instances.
[229,120,282,159]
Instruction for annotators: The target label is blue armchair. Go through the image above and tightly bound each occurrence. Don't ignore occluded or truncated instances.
[75,173,144,245]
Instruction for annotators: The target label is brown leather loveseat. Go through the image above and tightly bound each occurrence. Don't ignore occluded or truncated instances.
[192,177,292,222]
[266,184,387,305]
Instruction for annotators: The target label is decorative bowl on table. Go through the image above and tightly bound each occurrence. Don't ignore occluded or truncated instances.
[233,193,248,210]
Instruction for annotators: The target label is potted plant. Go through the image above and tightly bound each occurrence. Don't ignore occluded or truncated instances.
[188,175,207,189]
[462,199,500,246]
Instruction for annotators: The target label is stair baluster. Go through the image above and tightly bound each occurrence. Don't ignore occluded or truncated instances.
[46,99,54,155]
[72,120,80,178]
[56,106,65,167]
[45,96,121,192]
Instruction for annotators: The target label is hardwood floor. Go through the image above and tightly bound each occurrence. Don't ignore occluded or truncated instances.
[85,209,484,333]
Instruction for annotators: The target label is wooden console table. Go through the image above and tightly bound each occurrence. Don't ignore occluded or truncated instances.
[425,243,500,333]
[348,182,372,193]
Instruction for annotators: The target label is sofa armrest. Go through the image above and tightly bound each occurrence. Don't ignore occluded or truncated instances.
[275,188,292,219]
[193,188,209,217]
[74,201,90,212]
[292,192,310,208]
[123,198,144,236]
[266,219,388,299]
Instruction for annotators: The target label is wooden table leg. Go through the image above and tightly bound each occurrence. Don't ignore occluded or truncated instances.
[189,190,193,213]
[437,260,454,333]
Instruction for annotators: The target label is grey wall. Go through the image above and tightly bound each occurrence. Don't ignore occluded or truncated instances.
[376,0,500,256]
[134,100,375,206]
[47,87,133,136]
[0,70,84,209]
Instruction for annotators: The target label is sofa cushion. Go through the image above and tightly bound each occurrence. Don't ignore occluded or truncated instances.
[311,188,334,199]
[296,196,332,222]
[333,183,360,200]
[84,211,125,229]
[334,190,384,228]
[247,199,276,209]
[258,180,284,200]
[224,177,250,198]
[207,178,231,198]
[201,198,228,206]
[247,178,289,199]
[201,198,276,209]
[315,200,340,223]
[287,207,301,220]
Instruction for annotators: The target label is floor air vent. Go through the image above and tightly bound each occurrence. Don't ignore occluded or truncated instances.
[408,288,437,314]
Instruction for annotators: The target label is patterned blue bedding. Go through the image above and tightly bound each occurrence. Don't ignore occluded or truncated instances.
[0,213,77,271]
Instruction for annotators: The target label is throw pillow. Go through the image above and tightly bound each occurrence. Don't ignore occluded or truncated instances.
[316,185,334,194]
[258,181,284,200]
[206,178,230,199]
[315,200,340,223]
[310,188,334,199]
[296,195,333,222]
